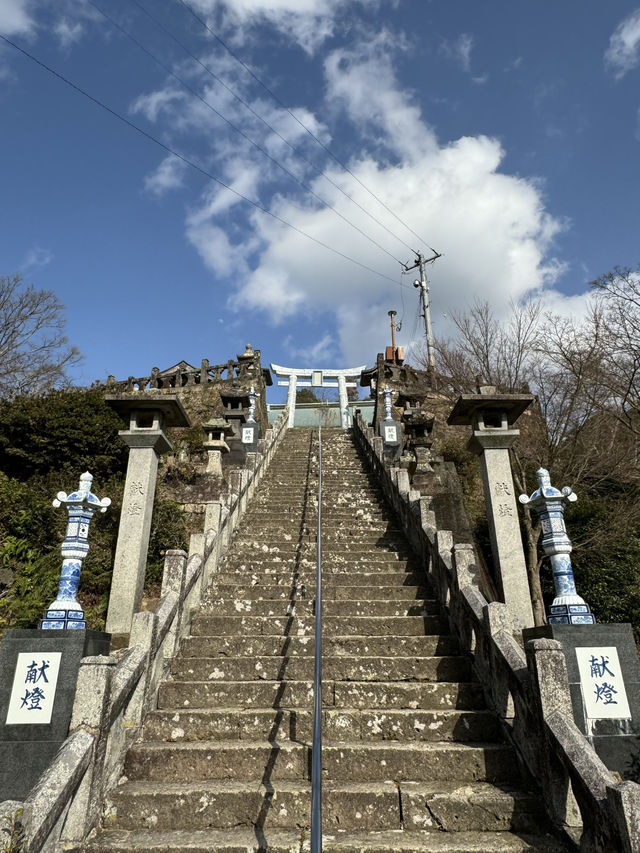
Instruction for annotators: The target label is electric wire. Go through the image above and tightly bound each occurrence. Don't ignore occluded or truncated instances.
[89,1,406,267]
[175,0,439,254]
[0,33,399,285]
[128,0,420,257]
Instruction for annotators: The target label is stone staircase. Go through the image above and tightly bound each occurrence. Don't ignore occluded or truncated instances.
[79,427,568,852]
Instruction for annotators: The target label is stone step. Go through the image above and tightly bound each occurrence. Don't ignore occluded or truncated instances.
[79,826,568,852]
[157,680,484,711]
[225,547,412,560]
[189,615,450,637]
[169,655,471,683]
[198,600,441,618]
[204,584,430,601]
[124,741,519,784]
[210,571,426,587]
[104,779,544,834]
[143,707,499,743]
[178,634,459,659]
[217,559,421,573]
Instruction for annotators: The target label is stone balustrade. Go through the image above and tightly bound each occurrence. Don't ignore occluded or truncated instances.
[0,411,289,852]
[105,356,262,393]
[351,410,640,853]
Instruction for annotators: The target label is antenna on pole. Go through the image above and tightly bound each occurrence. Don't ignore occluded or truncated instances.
[403,250,441,375]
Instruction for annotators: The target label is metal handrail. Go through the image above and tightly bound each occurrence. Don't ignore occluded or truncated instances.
[310,422,323,852]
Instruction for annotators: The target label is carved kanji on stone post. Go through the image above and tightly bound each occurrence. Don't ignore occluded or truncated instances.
[104,394,190,640]
[448,387,535,630]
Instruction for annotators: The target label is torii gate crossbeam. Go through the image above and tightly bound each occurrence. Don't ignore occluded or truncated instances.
[271,363,366,428]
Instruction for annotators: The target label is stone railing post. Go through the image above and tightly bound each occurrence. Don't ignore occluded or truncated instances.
[160,550,187,660]
[525,638,581,830]
[60,656,116,841]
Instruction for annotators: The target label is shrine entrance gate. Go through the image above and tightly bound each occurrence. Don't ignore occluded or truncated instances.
[270,363,366,428]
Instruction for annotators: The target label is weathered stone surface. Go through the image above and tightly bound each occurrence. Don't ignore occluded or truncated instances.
[78,427,564,852]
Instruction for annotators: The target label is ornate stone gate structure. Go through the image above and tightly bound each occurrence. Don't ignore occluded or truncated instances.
[270,363,366,428]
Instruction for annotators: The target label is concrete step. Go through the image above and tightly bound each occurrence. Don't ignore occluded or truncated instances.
[124,741,520,784]
[157,680,484,711]
[189,615,450,637]
[178,634,459,658]
[104,779,545,833]
[198,600,440,618]
[142,707,499,743]
[204,584,430,601]
[169,655,471,683]
[78,826,568,852]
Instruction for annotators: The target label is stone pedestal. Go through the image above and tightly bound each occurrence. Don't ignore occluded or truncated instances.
[104,395,190,640]
[448,390,535,630]
[241,421,262,452]
[379,420,402,463]
[0,629,110,800]
[524,623,640,782]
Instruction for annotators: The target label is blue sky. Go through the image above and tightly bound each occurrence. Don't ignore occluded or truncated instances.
[1,1,639,401]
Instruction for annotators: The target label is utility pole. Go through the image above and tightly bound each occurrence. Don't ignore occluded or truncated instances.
[388,309,397,360]
[404,251,440,374]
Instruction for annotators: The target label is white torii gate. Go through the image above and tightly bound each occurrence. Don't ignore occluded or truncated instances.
[271,363,366,428]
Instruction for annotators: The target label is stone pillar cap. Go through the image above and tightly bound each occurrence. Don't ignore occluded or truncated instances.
[447,392,533,427]
[203,418,234,434]
[105,394,191,427]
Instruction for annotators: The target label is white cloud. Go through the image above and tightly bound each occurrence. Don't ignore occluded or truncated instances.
[54,18,84,48]
[440,33,474,73]
[605,8,640,79]
[185,0,379,53]
[324,32,436,162]
[22,246,53,271]
[134,26,582,368]
[284,332,335,363]
[144,155,187,196]
[130,88,186,122]
[0,0,35,37]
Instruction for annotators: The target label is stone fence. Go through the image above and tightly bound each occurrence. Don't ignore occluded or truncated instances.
[105,356,262,392]
[0,412,289,852]
[352,411,640,853]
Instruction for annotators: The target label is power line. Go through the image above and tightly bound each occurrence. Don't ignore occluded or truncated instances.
[175,0,439,254]
[89,1,406,267]
[129,0,420,257]
[0,33,400,285]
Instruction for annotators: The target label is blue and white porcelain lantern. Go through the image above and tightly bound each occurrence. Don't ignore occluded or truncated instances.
[519,468,595,625]
[40,472,110,630]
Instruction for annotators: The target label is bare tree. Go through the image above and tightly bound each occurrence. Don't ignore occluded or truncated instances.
[0,274,81,399]
[418,297,640,625]
[545,266,640,438]
[429,298,542,392]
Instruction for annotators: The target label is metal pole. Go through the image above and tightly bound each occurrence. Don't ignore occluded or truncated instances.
[311,420,323,852]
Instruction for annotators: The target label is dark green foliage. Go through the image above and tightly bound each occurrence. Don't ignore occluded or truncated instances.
[296,388,320,403]
[0,388,128,480]
[145,499,189,591]
[565,495,640,643]
[0,389,188,637]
